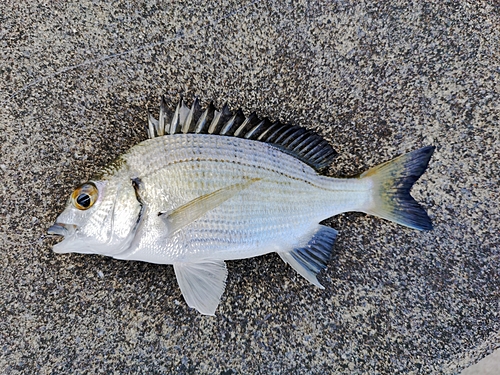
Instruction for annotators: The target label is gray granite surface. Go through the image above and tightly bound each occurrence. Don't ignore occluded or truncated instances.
[1,0,499,374]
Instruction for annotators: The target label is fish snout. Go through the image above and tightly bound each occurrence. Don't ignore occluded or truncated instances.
[47,223,76,237]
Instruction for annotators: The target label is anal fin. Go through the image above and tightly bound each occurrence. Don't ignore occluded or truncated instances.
[279,225,338,288]
[173,260,228,316]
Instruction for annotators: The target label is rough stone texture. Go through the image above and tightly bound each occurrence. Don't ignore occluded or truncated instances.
[1,0,498,374]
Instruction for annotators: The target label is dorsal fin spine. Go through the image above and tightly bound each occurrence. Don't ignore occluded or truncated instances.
[152,97,337,172]
[234,113,254,137]
[301,138,323,157]
[195,106,209,133]
[288,132,309,150]
[244,119,266,139]
[273,126,299,144]
[159,96,168,136]
[147,112,157,139]
[257,122,281,141]
[285,128,307,146]
[220,114,237,135]
[208,109,221,134]
[265,123,288,143]
[182,99,195,134]
[169,99,181,135]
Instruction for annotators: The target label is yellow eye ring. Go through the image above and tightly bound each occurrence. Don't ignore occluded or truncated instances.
[71,183,98,210]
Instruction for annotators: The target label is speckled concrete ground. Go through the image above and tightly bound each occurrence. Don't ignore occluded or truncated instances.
[1,1,499,374]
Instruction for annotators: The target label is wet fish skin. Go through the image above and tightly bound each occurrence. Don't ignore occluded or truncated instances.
[48,98,434,315]
[115,134,367,263]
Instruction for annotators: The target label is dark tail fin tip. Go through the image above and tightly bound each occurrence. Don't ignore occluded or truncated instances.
[363,146,435,231]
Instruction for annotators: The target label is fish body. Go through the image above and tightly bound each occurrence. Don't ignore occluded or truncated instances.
[49,98,434,315]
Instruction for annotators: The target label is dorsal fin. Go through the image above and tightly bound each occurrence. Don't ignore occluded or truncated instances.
[147,97,337,172]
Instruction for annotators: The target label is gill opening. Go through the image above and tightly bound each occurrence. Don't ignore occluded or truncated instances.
[131,177,146,233]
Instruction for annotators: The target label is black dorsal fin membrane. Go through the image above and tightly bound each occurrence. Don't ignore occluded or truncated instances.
[149,97,337,173]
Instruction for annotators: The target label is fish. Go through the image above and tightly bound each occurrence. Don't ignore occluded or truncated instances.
[48,97,435,315]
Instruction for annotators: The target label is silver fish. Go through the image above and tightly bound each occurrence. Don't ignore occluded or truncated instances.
[48,97,434,315]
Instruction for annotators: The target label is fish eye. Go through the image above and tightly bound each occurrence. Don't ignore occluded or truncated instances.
[71,183,98,210]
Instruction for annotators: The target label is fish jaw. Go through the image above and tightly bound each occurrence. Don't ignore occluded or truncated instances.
[48,212,142,255]
[48,223,77,253]
[47,222,76,237]
[47,222,94,254]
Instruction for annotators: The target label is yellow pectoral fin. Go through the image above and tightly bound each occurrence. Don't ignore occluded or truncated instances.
[161,178,261,235]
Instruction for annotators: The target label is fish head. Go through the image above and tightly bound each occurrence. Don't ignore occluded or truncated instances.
[48,176,142,256]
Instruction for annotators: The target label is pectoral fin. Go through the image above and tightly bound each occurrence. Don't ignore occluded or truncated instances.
[174,260,228,315]
[161,178,260,235]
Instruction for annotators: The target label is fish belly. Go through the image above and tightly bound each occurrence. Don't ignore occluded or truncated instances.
[121,134,369,263]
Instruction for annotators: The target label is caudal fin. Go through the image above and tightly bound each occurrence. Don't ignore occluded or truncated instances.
[360,146,435,231]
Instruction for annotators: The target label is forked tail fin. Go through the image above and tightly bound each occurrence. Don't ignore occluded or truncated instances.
[360,146,435,230]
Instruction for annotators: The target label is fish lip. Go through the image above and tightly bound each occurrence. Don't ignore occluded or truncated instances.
[48,223,78,254]
[47,223,77,237]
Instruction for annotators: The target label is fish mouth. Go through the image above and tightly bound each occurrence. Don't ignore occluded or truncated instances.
[47,223,77,237]
[48,223,79,254]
